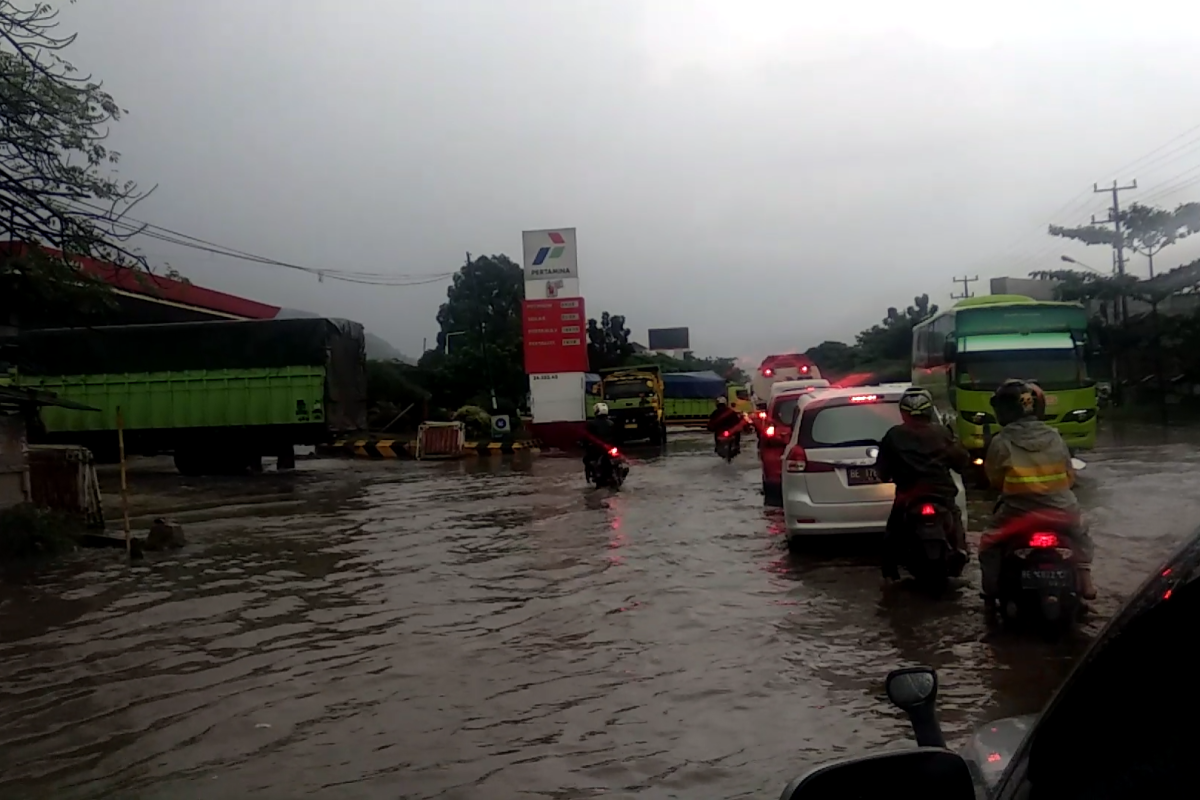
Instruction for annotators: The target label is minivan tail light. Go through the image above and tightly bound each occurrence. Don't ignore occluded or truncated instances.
[849,394,879,403]
[765,425,776,437]
[785,445,833,473]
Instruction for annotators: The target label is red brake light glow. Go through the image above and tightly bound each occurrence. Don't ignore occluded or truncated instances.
[1029,532,1059,548]
[800,365,809,373]
[758,411,767,419]
[762,368,773,377]
[722,430,730,437]
[849,394,879,403]
[765,425,776,437]
[608,447,619,457]
[920,503,936,516]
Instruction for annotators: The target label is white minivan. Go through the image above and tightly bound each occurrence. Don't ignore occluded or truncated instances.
[781,385,967,545]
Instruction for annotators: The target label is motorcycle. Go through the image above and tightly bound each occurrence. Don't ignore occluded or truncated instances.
[896,496,962,594]
[715,429,740,462]
[985,509,1084,633]
[590,446,629,489]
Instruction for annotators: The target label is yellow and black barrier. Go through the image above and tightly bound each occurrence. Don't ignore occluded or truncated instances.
[463,440,542,455]
[320,438,543,459]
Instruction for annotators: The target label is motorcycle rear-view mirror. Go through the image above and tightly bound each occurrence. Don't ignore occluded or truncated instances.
[779,748,974,800]
[886,666,937,712]
[1070,457,1086,471]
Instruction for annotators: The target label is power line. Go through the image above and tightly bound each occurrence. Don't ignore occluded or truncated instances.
[62,199,455,286]
[966,120,1200,275]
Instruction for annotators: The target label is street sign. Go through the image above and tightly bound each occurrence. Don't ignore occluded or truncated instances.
[491,414,511,438]
[522,297,589,374]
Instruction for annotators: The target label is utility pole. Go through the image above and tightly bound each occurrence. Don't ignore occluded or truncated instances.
[951,275,979,300]
[1091,179,1137,408]
[1091,179,1137,323]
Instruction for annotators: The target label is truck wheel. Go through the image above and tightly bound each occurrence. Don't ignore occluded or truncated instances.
[277,447,296,470]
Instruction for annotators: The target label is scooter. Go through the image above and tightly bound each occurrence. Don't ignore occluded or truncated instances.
[984,458,1088,634]
[590,446,629,489]
[715,429,740,463]
[896,496,963,594]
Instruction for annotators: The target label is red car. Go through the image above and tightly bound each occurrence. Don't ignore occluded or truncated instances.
[759,387,823,504]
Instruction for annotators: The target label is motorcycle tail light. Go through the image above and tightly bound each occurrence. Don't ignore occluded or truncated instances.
[765,425,776,437]
[1029,532,1059,548]
[920,503,936,516]
[608,447,619,457]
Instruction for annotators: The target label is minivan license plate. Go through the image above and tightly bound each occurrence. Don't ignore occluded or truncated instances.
[846,467,880,486]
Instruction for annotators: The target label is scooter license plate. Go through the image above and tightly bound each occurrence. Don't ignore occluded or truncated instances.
[1021,567,1073,589]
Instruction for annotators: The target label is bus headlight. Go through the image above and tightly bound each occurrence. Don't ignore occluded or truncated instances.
[1066,408,1096,423]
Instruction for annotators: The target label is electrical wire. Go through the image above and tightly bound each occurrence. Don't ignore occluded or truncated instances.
[62,199,455,286]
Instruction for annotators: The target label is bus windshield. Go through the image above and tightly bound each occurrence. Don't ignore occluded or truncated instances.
[957,349,1090,392]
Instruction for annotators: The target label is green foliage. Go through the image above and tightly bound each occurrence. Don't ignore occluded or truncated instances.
[365,358,432,429]
[0,1,151,326]
[1049,202,1200,262]
[587,311,633,371]
[419,254,527,410]
[854,294,938,364]
[0,503,78,561]
[452,404,491,438]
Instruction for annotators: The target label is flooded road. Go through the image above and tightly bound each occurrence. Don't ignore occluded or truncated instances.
[1,427,1198,799]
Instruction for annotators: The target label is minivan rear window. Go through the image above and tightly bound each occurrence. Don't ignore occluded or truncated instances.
[804,401,901,447]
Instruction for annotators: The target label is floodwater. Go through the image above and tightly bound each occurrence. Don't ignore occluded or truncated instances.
[1,427,1198,799]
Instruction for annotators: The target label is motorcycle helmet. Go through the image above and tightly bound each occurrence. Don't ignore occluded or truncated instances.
[898,387,935,418]
[989,379,1045,426]
[716,395,728,406]
[594,402,609,416]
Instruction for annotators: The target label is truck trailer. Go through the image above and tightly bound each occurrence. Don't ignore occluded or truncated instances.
[15,318,367,475]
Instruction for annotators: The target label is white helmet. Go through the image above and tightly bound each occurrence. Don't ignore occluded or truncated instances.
[594,402,609,416]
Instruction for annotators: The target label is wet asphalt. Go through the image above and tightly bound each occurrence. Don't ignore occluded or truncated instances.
[0,426,1197,799]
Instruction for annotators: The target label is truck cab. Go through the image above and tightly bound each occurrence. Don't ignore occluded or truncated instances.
[598,365,667,445]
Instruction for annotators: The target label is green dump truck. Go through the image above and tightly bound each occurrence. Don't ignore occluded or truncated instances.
[14,318,367,475]
[596,364,668,445]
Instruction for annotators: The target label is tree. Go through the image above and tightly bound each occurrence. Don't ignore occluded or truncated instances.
[1049,202,1200,278]
[855,294,938,364]
[805,340,860,376]
[586,311,633,371]
[0,1,151,327]
[419,254,526,410]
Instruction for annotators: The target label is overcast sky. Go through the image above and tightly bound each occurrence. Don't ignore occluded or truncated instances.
[57,0,1200,362]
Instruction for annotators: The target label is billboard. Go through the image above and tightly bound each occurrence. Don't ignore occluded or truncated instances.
[648,327,690,351]
[522,297,589,374]
[522,228,579,281]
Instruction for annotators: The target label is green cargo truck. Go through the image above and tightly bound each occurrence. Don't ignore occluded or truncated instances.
[15,318,367,475]
[597,365,668,445]
[586,370,737,427]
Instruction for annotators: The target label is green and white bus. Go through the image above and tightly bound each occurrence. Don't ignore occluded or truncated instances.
[911,295,1097,460]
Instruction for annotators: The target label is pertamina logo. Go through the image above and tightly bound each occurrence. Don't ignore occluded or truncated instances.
[532,231,567,267]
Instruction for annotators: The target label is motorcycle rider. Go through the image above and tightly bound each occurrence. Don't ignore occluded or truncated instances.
[980,379,1096,600]
[583,402,617,481]
[876,387,971,583]
[707,395,744,455]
